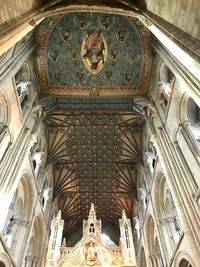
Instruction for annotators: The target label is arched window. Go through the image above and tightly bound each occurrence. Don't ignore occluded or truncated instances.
[158,62,175,112]
[155,175,182,260]
[23,216,45,267]
[146,216,164,267]
[2,175,35,262]
[15,63,31,112]
[89,223,95,233]
[187,98,200,145]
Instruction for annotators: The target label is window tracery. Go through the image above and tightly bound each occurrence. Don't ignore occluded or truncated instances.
[124,223,130,248]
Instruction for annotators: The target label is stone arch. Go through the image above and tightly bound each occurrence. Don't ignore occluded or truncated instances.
[0,252,12,267]
[153,173,181,259]
[0,93,10,132]
[19,174,35,221]
[15,62,32,113]
[186,97,200,143]
[146,216,156,266]
[145,215,164,267]
[157,60,175,112]
[178,92,188,124]
[177,92,200,160]
[3,173,36,262]
[23,215,45,266]
[179,93,200,132]
[29,215,45,265]
[174,251,196,267]
[0,92,11,161]
[15,62,31,82]
[159,62,174,84]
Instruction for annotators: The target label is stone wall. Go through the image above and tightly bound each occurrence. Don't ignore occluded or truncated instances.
[145,0,200,40]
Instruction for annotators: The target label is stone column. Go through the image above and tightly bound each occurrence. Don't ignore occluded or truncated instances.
[147,118,200,265]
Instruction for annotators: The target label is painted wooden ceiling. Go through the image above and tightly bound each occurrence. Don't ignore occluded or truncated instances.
[44,108,145,245]
[36,12,152,97]
[36,11,152,245]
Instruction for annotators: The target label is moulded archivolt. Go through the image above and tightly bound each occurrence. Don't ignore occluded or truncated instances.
[0,92,11,162]
[0,92,10,132]
[177,92,190,125]
[173,251,196,267]
[0,251,12,267]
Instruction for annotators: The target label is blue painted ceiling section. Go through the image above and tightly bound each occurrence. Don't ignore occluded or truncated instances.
[40,96,146,113]
[46,12,143,87]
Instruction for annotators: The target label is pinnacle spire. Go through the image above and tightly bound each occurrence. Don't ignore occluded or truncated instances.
[89,203,96,220]
[122,209,127,219]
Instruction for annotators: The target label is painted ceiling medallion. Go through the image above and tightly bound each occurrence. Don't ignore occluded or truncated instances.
[82,28,107,75]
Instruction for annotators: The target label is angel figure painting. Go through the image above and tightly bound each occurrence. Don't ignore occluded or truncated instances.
[82,28,107,74]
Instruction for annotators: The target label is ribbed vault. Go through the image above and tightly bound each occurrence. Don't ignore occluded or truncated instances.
[43,107,145,245]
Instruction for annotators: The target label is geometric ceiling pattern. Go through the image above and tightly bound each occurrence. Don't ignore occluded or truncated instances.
[39,96,148,112]
[45,109,145,245]
[36,10,152,246]
[36,12,152,97]
[47,13,143,86]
